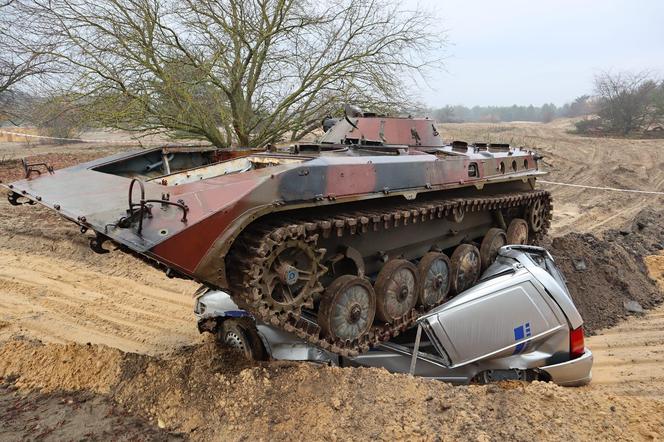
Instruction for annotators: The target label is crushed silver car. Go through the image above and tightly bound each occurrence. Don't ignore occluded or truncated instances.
[195,245,592,386]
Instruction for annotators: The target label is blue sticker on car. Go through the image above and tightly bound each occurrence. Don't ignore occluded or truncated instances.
[513,322,532,354]
[224,310,251,318]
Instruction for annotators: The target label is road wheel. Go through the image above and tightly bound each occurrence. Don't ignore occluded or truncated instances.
[218,319,267,361]
[450,244,481,295]
[506,218,529,245]
[480,228,507,270]
[417,252,451,307]
[375,259,419,323]
[319,275,376,342]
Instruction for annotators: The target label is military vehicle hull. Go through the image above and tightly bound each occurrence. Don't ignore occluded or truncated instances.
[4,115,552,355]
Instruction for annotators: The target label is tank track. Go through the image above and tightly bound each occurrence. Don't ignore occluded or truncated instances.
[227,189,552,357]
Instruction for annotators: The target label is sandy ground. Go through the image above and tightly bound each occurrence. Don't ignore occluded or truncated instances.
[1,120,664,440]
[589,254,664,399]
[0,384,182,441]
[0,180,201,354]
[0,248,201,354]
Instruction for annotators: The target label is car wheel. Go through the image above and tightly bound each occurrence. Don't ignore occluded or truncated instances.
[218,319,267,361]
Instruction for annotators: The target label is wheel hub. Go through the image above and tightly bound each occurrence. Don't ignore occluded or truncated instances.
[277,262,299,286]
[225,332,245,351]
[348,304,362,323]
[397,285,409,302]
[432,275,444,290]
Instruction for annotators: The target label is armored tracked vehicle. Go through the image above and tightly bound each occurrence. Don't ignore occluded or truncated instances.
[4,107,552,356]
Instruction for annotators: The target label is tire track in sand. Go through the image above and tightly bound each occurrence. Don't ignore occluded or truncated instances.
[0,249,203,355]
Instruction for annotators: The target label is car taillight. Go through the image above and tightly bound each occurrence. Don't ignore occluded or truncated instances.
[569,326,585,359]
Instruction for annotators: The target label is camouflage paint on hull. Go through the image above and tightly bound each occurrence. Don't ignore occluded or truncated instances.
[3,116,545,290]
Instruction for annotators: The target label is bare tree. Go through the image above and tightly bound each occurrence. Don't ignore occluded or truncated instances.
[17,0,444,147]
[0,0,58,121]
[651,82,664,129]
[594,71,662,135]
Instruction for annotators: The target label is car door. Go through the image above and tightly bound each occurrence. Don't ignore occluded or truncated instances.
[419,269,568,368]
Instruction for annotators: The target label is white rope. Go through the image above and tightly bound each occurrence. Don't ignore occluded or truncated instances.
[539,180,664,196]
[0,129,171,144]
[0,129,137,143]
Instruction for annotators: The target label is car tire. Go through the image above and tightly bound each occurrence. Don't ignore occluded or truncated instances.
[217,319,267,361]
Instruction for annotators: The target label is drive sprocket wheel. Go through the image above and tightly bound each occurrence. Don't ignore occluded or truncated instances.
[506,218,529,245]
[252,230,326,314]
[450,244,481,295]
[480,228,507,270]
[526,198,547,233]
[417,252,452,307]
[374,259,419,323]
[319,275,376,342]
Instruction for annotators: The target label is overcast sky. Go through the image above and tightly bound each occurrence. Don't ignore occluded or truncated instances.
[413,0,664,107]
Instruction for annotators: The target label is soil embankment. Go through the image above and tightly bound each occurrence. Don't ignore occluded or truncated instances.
[2,338,664,441]
[543,209,664,334]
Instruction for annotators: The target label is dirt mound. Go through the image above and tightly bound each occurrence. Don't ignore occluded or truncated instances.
[0,340,127,394]
[606,209,664,258]
[545,209,664,334]
[1,338,663,441]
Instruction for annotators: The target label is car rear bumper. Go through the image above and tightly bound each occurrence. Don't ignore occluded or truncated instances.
[540,348,593,386]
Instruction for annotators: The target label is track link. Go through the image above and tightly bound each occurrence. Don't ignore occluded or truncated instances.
[227,190,552,356]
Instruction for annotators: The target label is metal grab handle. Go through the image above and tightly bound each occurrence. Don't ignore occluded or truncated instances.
[21,158,54,179]
[142,199,189,222]
[127,178,145,217]
[127,178,147,234]
[127,178,189,235]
